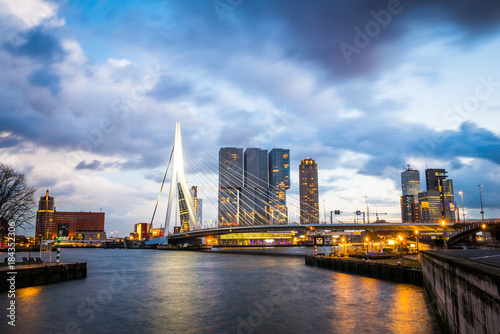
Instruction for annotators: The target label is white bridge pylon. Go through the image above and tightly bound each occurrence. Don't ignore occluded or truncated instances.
[163,123,201,244]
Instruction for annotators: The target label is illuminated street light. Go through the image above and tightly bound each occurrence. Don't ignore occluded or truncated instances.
[415,230,419,252]
[441,220,447,248]
[478,185,485,223]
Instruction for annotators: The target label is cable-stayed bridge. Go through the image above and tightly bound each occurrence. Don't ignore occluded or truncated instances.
[145,123,498,247]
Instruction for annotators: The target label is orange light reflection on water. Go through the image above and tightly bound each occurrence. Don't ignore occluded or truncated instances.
[17,286,42,298]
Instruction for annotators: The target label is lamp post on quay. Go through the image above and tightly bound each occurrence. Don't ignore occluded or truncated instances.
[478,185,485,224]
[458,191,466,222]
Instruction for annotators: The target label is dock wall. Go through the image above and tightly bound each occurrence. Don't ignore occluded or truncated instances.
[305,255,422,286]
[419,251,500,333]
[0,262,87,292]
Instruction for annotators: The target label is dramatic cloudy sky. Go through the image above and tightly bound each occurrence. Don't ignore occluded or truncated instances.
[1,0,499,236]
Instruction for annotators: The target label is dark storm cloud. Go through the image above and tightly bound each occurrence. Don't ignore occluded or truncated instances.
[317,120,500,177]
[28,66,61,95]
[232,0,500,78]
[0,136,21,149]
[76,160,103,171]
[4,28,66,62]
[36,177,57,188]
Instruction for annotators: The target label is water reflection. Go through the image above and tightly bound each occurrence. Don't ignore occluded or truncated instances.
[1,249,439,334]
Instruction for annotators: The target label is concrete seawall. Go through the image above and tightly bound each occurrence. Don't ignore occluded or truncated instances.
[0,262,87,292]
[305,255,423,285]
[420,251,500,334]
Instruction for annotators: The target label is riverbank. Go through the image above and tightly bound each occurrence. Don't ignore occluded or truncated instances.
[0,262,87,292]
[305,255,423,285]
[420,249,500,333]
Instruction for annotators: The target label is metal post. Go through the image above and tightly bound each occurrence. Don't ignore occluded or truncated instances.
[459,191,465,222]
[478,185,484,223]
[56,230,61,263]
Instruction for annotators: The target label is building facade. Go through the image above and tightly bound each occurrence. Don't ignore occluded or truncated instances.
[400,165,421,223]
[218,147,244,226]
[401,165,420,197]
[424,169,456,222]
[299,158,319,224]
[268,148,290,224]
[35,190,105,240]
[418,191,443,223]
[35,190,55,239]
[241,148,269,226]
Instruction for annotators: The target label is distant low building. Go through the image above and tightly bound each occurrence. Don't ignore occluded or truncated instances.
[35,190,106,240]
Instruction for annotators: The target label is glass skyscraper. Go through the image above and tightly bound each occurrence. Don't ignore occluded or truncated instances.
[269,148,290,225]
[218,147,243,226]
[400,165,421,223]
[241,148,269,226]
[299,158,319,224]
[401,165,420,197]
[218,147,291,226]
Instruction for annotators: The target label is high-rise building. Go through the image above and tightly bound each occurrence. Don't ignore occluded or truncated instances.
[269,148,290,224]
[35,190,55,239]
[425,169,447,192]
[441,179,456,222]
[190,186,203,227]
[299,158,319,224]
[401,195,420,223]
[424,168,456,222]
[178,183,190,232]
[418,191,442,223]
[241,148,269,226]
[400,165,421,223]
[218,148,244,226]
[401,165,420,197]
[35,190,105,240]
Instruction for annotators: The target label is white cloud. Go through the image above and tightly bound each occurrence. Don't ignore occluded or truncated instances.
[0,0,63,29]
[106,58,132,68]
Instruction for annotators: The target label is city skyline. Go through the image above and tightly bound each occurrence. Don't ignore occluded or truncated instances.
[1,1,499,236]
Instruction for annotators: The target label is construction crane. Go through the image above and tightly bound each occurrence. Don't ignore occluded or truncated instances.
[375,210,387,222]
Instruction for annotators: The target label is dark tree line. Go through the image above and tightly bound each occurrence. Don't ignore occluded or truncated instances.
[0,163,36,231]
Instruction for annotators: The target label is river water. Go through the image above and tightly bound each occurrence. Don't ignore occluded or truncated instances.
[2,248,440,333]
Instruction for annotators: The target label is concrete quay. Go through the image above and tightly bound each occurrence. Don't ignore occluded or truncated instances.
[304,255,423,285]
[0,262,87,292]
[420,250,500,334]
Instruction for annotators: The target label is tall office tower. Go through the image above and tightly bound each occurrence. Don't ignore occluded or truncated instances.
[425,169,447,192]
[190,186,203,226]
[441,179,456,222]
[218,147,244,226]
[401,195,420,223]
[299,158,319,224]
[178,183,190,232]
[401,165,420,197]
[401,165,421,223]
[424,168,456,222]
[241,148,269,226]
[269,148,290,224]
[35,190,55,240]
[418,191,442,223]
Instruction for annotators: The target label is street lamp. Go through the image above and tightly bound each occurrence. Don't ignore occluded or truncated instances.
[458,191,465,222]
[478,185,485,224]
[441,220,447,248]
[415,230,419,252]
[398,235,404,266]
